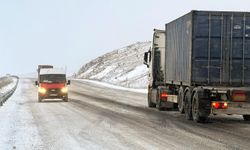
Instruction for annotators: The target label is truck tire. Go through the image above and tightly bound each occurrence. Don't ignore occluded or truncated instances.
[148,92,156,108]
[157,100,164,111]
[192,92,208,123]
[156,89,165,111]
[243,115,250,121]
[178,87,185,113]
[184,89,192,120]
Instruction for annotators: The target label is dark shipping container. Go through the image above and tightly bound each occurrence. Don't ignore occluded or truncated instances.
[165,10,250,86]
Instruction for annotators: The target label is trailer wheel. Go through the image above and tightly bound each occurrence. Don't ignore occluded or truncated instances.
[192,92,207,123]
[184,90,192,120]
[178,87,185,113]
[243,115,250,121]
[148,92,156,108]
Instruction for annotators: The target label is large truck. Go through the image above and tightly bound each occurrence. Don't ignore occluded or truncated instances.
[37,65,53,83]
[144,10,250,122]
[35,65,70,102]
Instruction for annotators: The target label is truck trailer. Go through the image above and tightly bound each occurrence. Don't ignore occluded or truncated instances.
[144,10,250,122]
[35,65,70,102]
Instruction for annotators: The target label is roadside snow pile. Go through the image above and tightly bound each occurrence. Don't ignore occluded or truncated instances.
[0,77,13,89]
[76,41,151,89]
[18,72,37,79]
[75,79,147,93]
[0,76,18,103]
[0,78,17,94]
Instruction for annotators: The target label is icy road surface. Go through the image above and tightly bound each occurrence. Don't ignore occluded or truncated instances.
[0,78,250,150]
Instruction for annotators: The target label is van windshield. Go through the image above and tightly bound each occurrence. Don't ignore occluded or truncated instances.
[40,74,66,83]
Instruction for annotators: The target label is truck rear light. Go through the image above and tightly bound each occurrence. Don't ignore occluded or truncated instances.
[212,102,220,109]
[232,90,246,102]
[160,92,168,101]
[221,102,228,109]
[212,102,228,109]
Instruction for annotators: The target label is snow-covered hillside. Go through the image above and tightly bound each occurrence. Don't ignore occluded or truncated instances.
[76,41,151,89]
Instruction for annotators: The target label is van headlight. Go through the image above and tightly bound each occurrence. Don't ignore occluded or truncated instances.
[38,87,46,94]
[61,87,68,93]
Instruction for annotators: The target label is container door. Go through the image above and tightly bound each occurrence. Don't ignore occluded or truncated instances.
[230,13,250,85]
[230,14,244,85]
[193,12,250,86]
[244,16,250,84]
[212,13,248,86]
[221,14,231,85]
[192,12,225,85]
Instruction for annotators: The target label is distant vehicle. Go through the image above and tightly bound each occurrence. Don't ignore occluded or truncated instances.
[37,65,53,83]
[144,10,250,122]
[35,65,70,102]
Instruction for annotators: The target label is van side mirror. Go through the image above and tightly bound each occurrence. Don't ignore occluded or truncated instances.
[35,81,38,86]
[144,52,149,68]
[67,80,71,85]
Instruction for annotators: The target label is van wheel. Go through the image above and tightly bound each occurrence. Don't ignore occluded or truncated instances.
[243,115,250,121]
[184,90,192,120]
[63,97,68,102]
[38,96,42,103]
[178,87,184,113]
[192,92,207,123]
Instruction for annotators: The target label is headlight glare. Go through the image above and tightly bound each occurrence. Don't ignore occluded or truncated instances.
[61,87,68,93]
[38,87,46,94]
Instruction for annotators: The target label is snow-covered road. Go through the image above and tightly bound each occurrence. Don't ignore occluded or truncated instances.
[0,78,250,150]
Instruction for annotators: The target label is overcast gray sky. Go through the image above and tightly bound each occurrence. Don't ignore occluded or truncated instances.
[1,0,250,75]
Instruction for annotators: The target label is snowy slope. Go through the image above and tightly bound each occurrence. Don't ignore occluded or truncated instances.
[0,77,17,95]
[76,41,151,89]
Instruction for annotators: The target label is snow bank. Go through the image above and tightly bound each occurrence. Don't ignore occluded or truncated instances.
[90,65,116,79]
[117,65,147,81]
[0,78,17,94]
[74,79,147,94]
[76,41,151,89]
[0,77,19,103]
